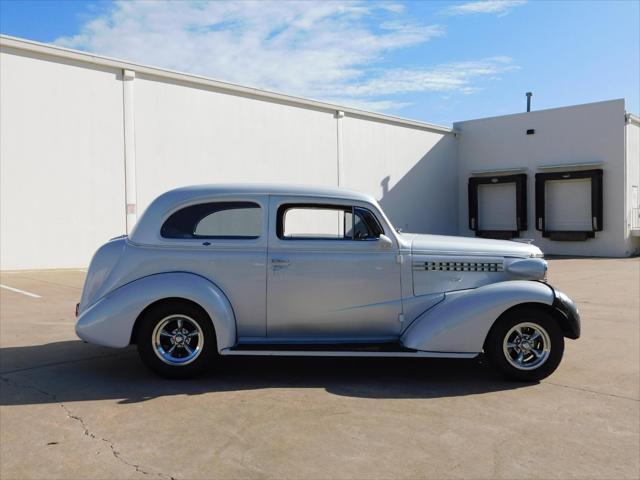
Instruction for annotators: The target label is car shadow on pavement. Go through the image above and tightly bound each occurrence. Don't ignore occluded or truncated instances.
[0,340,533,406]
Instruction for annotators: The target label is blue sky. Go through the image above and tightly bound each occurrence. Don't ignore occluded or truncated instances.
[1,0,638,126]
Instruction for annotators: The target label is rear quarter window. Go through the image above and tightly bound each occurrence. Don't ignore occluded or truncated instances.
[161,202,261,239]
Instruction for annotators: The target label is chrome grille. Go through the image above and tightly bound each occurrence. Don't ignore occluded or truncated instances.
[413,261,504,272]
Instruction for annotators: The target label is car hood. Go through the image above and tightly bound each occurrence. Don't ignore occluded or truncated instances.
[404,233,542,258]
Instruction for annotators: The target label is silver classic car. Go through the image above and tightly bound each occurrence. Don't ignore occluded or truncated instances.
[75,185,580,380]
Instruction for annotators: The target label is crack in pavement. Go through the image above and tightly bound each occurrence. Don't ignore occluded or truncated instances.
[541,379,640,402]
[0,376,176,480]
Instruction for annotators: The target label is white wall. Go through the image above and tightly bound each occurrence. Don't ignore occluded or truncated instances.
[0,47,126,269]
[625,120,640,249]
[131,75,458,234]
[133,74,340,215]
[0,42,458,269]
[455,100,634,257]
[341,116,458,234]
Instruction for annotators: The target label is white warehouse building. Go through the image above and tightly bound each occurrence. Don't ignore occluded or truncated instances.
[1,35,639,270]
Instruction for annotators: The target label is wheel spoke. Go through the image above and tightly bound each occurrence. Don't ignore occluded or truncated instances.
[502,321,552,370]
[153,314,204,365]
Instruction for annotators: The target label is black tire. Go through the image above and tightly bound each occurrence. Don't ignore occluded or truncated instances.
[484,306,564,382]
[135,300,217,379]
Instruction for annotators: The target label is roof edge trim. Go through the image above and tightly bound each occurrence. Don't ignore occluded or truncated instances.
[0,34,454,135]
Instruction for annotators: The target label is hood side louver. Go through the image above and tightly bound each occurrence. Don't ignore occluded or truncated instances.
[413,261,504,273]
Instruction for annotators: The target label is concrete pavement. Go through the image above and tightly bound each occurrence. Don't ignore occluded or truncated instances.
[1,259,638,479]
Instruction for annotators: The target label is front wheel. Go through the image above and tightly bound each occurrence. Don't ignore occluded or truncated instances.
[484,307,564,381]
[136,300,217,379]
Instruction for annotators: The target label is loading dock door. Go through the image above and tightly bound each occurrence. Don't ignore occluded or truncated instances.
[535,169,603,241]
[468,173,527,239]
[478,183,517,231]
[546,178,592,231]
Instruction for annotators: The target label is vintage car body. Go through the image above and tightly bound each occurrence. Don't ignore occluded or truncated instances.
[76,185,580,380]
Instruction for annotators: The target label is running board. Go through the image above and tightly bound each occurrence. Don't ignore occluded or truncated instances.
[220,348,477,359]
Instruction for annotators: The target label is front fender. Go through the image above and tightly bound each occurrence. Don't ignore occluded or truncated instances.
[75,272,236,351]
[401,280,555,353]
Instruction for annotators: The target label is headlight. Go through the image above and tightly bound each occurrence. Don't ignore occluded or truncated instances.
[505,258,547,280]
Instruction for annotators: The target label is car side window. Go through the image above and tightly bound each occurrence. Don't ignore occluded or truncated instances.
[277,204,383,240]
[161,202,261,239]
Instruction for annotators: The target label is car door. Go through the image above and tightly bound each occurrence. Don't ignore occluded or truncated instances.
[266,196,402,341]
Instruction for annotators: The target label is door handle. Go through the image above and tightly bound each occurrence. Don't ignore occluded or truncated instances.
[271,258,290,266]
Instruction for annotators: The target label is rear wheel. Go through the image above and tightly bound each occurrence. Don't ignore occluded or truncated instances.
[485,306,564,381]
[136,300,216,379]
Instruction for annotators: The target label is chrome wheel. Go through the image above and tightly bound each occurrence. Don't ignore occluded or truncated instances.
[502,322,551,371]
[152,314,204,366]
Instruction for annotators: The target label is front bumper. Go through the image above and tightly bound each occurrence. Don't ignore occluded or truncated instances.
[552,289,581,339]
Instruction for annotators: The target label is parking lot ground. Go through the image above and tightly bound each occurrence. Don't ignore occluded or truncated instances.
[1,258,639,480]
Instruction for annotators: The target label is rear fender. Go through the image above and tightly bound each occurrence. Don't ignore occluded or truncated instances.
[401,280,554,353]
[75,272,236,351]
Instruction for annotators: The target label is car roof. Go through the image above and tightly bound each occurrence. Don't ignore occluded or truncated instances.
[128,184,379,245]
[161,184,376,203]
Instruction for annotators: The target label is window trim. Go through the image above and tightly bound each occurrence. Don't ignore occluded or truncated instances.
[160,201,263,240]
[468,173,527,240]
[276,203,384,241]
[534,169,603,241]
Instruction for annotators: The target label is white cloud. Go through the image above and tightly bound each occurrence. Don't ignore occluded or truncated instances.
[443,1,527,17]
[55,0,517,113]
[337,56,517,97]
